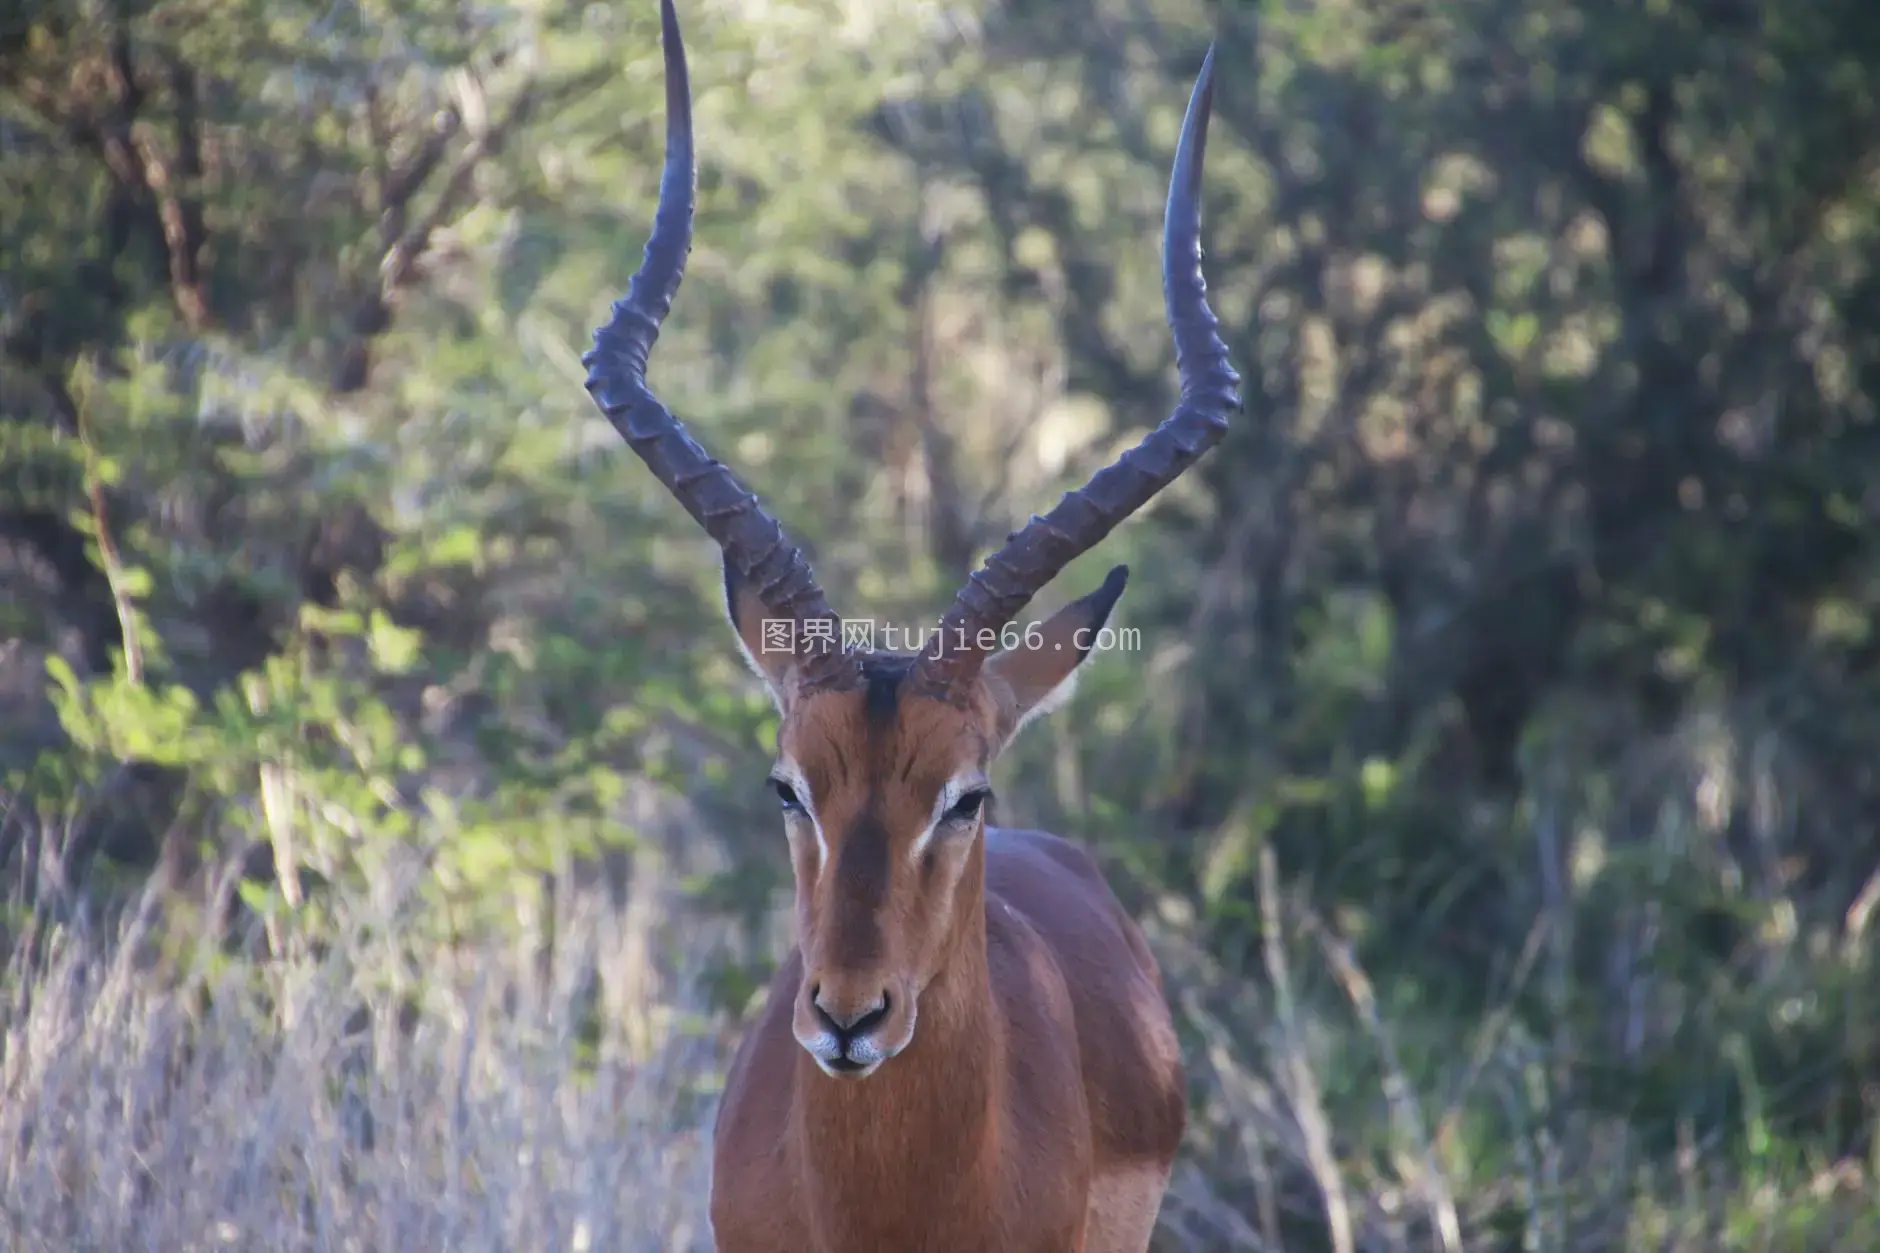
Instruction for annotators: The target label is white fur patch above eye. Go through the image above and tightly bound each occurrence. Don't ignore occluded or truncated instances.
[771,759,826,867]
[911,774,988,859]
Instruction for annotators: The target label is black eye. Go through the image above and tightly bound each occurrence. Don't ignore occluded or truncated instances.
[944,789,989,824]
[770,778,805,813]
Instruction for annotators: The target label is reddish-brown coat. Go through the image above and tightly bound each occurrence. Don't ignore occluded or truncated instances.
[709,640,1186,1253]
[577,7,1226,1244]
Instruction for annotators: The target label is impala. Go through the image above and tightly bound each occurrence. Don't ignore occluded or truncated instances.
[583,3,1240,1249]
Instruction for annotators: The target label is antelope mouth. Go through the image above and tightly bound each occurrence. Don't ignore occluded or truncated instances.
[801,1026,895,1078]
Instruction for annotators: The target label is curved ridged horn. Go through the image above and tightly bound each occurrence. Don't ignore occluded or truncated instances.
[583,0,858,689]
[915,47,1241,694]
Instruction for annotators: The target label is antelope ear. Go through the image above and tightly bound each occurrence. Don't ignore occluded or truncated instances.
[982,565,1128,749]
[724,556,801,706]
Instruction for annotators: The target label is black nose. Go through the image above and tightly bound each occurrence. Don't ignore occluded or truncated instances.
[811,985,891,1039]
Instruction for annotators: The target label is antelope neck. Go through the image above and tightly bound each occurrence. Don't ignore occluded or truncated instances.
[791,906,999,1210]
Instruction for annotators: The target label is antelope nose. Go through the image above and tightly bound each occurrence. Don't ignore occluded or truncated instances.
[811,985,890,1037]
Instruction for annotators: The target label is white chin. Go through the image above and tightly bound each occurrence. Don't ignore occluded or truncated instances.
[811,1054,882,1079]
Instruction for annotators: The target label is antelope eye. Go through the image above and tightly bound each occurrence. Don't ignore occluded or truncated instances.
[770,778,805,813]
[944,788,989,825]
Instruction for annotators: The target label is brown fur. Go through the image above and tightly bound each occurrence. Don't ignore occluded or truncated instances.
[710,570,1186,1253]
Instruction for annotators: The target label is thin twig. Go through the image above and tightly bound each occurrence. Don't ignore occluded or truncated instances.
[71,366,143,686]
[1303,908,1463,1253]
[1258,845,1354,1253]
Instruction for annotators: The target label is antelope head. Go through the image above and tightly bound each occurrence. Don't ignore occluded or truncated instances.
[584,0,1238,1080]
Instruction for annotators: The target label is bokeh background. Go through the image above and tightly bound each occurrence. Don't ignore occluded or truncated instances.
[5,0,1880,1249]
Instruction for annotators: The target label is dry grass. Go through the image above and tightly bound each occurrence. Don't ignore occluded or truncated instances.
[1147,886,1879,1253]
[3,825,1874,1253]
[0,901,720,1253]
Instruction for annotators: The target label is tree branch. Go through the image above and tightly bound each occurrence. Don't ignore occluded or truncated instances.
[130,56,210,330]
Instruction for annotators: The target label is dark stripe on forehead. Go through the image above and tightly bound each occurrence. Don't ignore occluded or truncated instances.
[828,804,892,965]
[861,652,916,729]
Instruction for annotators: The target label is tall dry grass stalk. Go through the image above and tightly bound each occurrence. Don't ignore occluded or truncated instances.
[0,897,721,1253]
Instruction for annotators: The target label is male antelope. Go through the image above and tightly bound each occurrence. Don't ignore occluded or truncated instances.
[584,3,1239,1249]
